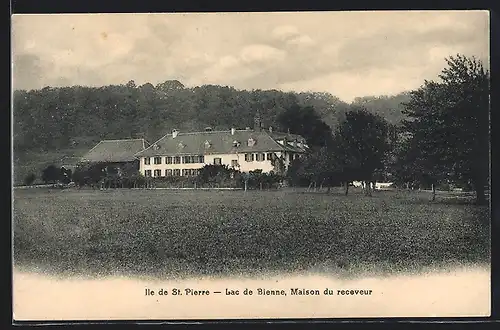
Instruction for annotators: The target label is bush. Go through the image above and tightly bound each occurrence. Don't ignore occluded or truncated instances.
[244,170,284,190]
[196,164,241,188]
[41,164,61,183]
[23,173,36,186]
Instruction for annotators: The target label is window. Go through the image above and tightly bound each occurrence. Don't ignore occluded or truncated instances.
[214,158,222,165]
[154,157,162,165]
[173,169,180,176]
[231,160,239,167]
[205,140,211,149]
[166,156,172,164]
[256,153,265,162]
[199,155,205,163]
[267,153,273,161]
[181,169,198,176]
[247,138,255,147]
[232,140,240,147]
[165,169,172,176]
[245,153,254,162]
[174,156,181,164]
[182,156,190,164]
[144,157,151,165]
[145,170,152,177]
[153,169,161,177]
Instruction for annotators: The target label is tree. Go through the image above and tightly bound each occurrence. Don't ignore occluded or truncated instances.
[390,82,451,199]
[401,54,489,205]
[270,153,286,175]
[23,173,36,186]
[332,107,390,196]
[196,164,238,187]
[72,162,107,188]
[286,146,344,193]
[41,165,61,184]
[156,80,185,93]
[277,104,333,148]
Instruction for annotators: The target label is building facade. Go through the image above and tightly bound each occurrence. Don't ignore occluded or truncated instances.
[135,127,308,178]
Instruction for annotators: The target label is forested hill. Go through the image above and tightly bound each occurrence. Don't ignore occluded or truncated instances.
[351,93,412,125]
[13,80,410,153]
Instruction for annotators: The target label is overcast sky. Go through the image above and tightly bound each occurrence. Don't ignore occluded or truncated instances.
[12,11,489,102]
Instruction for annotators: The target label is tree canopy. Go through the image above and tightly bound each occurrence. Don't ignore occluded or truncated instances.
[331,107,390,194]
[276,104,334,148]
[398,54,490,204]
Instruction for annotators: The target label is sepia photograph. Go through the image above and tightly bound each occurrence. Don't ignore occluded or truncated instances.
[11,10,491,320]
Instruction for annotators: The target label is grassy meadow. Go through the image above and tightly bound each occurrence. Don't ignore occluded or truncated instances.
[12,187,490,279]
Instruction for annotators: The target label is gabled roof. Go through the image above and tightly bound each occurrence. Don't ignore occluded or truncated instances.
[81,139,148,163]
[56,156,82,166]
[135,129,308,157]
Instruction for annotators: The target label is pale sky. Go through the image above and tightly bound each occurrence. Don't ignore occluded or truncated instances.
[11,11,489,102]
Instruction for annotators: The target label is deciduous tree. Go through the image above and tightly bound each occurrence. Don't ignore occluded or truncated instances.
[332,107,390,196]
[401,54,489,204]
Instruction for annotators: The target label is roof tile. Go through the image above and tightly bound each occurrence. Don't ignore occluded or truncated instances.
[81,139,146,163]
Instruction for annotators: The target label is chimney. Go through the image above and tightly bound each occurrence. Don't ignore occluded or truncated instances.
[172,129,178,138]
[231,128,236,135]
[269,126,273,133]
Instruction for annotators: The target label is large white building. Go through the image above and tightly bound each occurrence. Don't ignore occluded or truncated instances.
[134,127,308,178]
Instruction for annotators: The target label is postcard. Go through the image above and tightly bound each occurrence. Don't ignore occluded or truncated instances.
[11,10,491,321]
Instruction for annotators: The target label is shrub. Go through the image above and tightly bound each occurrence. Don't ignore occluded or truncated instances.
[23,173,36,186]
[244,170,283,190]
[196,164,241,188]
[41,165,61,183]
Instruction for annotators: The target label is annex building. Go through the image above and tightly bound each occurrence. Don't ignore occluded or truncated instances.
[79,138,149,174]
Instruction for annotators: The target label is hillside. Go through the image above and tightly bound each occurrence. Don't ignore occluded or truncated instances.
[351,93,412,125]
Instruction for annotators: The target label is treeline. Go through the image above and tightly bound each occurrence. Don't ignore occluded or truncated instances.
[13,80,409,152]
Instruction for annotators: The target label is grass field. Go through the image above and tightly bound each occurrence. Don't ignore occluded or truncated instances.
[12,187,490,280]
